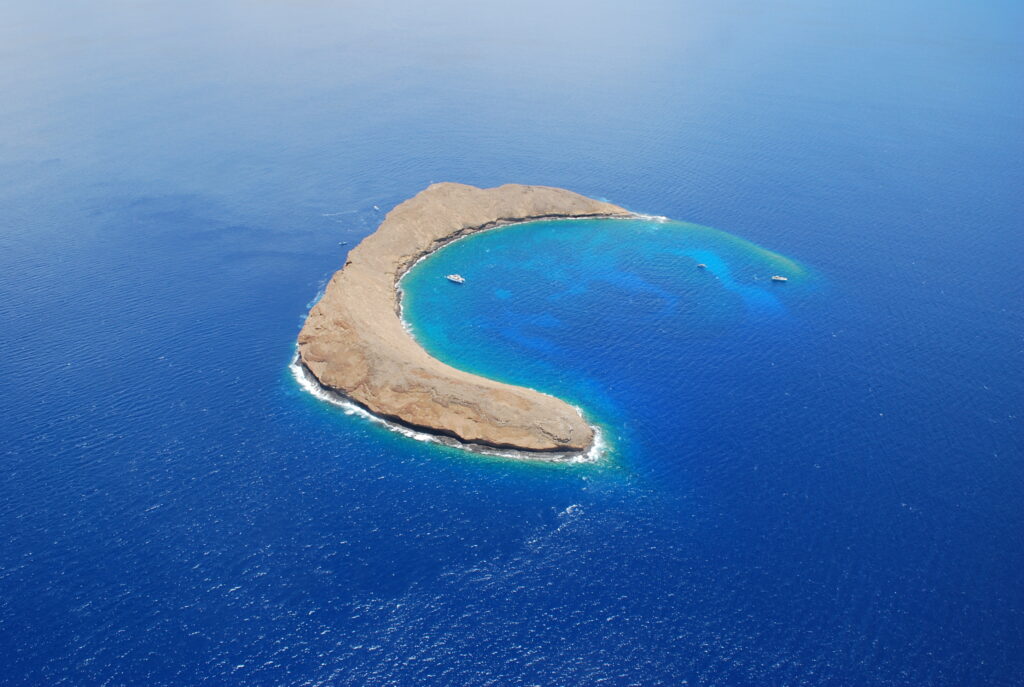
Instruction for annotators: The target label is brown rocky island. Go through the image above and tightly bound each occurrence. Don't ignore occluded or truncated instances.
[296,182,631,457]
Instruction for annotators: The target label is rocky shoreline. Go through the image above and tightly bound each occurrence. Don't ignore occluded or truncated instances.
[297,182,631,457]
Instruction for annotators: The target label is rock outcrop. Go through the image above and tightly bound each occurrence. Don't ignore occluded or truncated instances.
[297,183,631,455]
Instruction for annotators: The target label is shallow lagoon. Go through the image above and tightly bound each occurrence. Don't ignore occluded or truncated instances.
[402,217,815,466]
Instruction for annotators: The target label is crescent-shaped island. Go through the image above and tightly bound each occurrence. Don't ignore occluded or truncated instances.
[297,182,632,458]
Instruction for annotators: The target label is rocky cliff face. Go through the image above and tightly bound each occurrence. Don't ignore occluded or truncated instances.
[297,183,631,455]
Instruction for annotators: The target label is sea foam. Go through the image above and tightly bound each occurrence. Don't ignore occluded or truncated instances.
[290,353,604,464]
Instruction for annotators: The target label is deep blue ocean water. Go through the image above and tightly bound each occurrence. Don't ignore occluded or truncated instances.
[1,1,1022,685]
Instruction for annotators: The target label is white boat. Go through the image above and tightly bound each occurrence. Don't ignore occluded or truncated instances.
[771,275,788,282]
[696,263,707,269]
[446,274,465,284]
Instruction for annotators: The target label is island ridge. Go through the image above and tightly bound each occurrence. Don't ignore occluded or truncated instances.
[297,182,632,456]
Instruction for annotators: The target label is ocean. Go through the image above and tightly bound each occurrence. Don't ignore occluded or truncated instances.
[1,1,1021,685]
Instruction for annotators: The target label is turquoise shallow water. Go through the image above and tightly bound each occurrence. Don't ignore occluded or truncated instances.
[1,0,1022,684]
[402,217,816,466]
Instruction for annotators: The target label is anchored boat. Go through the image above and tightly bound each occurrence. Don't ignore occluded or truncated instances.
[446,274,465,284]
[771,275,788,282]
